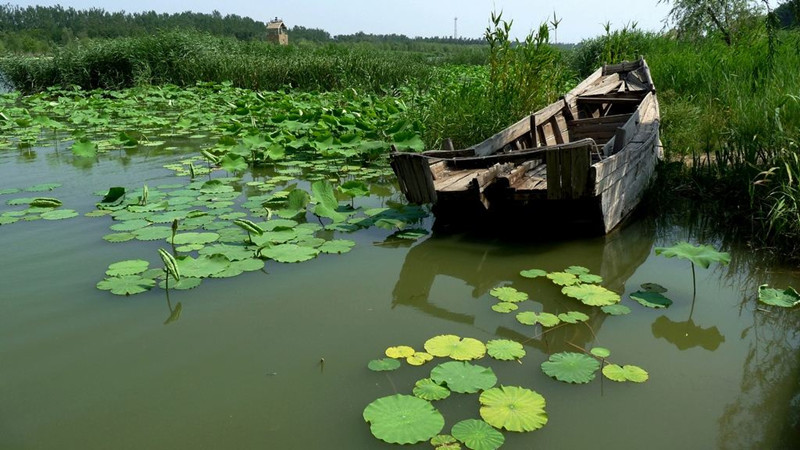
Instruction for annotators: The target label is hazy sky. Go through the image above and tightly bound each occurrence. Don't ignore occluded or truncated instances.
[11,1,672,43]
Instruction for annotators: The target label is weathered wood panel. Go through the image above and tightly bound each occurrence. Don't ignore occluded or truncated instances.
[472,115,532,157]
[612,109,641,154]
[546,143,591,200]
[603,59,643,75]
[390,152,437,203]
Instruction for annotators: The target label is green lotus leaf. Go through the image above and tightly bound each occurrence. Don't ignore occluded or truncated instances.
[0,216,19,225]
[602,364,649,383]
[175,254,230,278]
[7,197,37,206]
[486,339,526,361]
[261,219,299,231]
[103,232,135,243]
[311,180,346,222]
[106,259,149,276]
[520,269,547,279]
[600,304,631,315]
[170,232,220,245]
[431,435,458,446]
[489,286,528,303]
[0,188,20,195]
[547,272,580,286]
[757,284,800,308]
[395,228,428,240]
[557,311,590,324]
[96,276,156,296]
[430,361,497,394]
[451,419,504,450]
[579,273,603,284]
[30,197,62,207]
[641,282,668,293]
[71,139,97,157]
[110,219,151,231]
[565,265,590,275]
[338,180,369,198]
[367,358,401,372]
[210,258,264,278]
[219,153,248,173]
[541,352,600,384]
[654,242,731,269]
[133,226,173,241]
[479,386,548,432]
[146,211,188,224]
[491,302,518,313]
[407,352,434,366]
[363,394,444,445]
[413,378,451,401]
[41,209,78,220]
[158,277,202,290]
[297,237,327,248]
[630,291,673,309]
[318,239,356,254]
[516,311,560,327]
[590,347,611,358]
[175,244,205,253]
[276,188,310,218]
[253,229,299,245]
[386,346,415,359]
[424,335,486,361]
[561,284,620,306]
[260,244,319,263]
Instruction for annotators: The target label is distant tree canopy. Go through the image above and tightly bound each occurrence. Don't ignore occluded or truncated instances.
[775,0,800,27]
[660,0,760,44]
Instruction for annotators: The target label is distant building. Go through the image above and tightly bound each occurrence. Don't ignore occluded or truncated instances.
[267,18,288,45]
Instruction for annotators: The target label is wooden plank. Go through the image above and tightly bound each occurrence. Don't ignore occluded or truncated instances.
[612,109,641,154]
[546,147,562,200]
[437,169,482,192]
[541,120,556,146]
[530,115,539,147]
[438,139,594,171]
[422,148,475,158]
[545,141,593,200]
[430,161,446,179]
[390,152,437,204]
[551,116,565,144]
[569,146,590,198]
[532,101,566,124]
[472,114,531,157]
[603,59,643,75]
[567,67,604,95]
[568,113,633,128]
[581,73,622,96]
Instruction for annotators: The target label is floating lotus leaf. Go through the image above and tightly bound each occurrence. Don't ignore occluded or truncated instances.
[110,219,151,231]
[158,277,202,290]
[479,386,548,432]
[175,254,230,278]
[261,219,299,231]
[516,312,560,327]
[579,273,603,284]
[547,272,580,286]
[630,291,673,309]
[133,226,173,241]
[424,335,486,361]
[486,339,526,361]
[430,361,497,394]
[25,183,62,192]
[395,228,428,240]
[7,197,37,206]
[219,153,248,173]
[297,237,326,248]
[367,358,401,372]
[170,232,219,245]
[489,286,528,303]
[413,378,451,401]
[491,302,518,313]
[71,139,97,157]
[757,284,800,308]
[30,197,62,207]
[590,347,611,358]
[363,394,444,445]
[601,304,631,315]
[197,244,253,261]
[602,364,649,383]
[519,269,547,279]
[338,180,369,198]
[175,244,205,253]
[0,216,19,225]
[260,244,319,263]
[654,242,731,269]
[96,276,156,296]
[229,258,264,272]
[565,266,590,275]
[407,352,434,366]
[431,435,458,446]
[561,284,620,306]
[103,232,135,243]
[557,311,590,324]
[641,282,668,293]
[318,239,356,254]
[147,211,188,224]
[0,188,20,195]
[41,209,78,220]
[541,352,600,384]
[386,346,415,359]
[106,259,149,276]
[451,419,504,450]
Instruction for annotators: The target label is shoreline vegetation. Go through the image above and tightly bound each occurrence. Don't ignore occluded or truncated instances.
[2,3,800,260]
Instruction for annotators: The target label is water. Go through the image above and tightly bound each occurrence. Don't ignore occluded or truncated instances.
[1,140,798,449]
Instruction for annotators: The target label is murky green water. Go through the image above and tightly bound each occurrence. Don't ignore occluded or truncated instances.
[1,140,799,450]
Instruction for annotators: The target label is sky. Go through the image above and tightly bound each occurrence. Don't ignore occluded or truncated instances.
[10,1,673,43]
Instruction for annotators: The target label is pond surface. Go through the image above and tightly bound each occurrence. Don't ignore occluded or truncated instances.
[1,138,799,450]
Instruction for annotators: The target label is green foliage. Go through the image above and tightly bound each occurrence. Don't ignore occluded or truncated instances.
[541,352,601,384]
[367,358,401,372]
[654,242,732,269]
[630,291,674,309]
[485,339,526,361]
[757,284,800,308]
[424,335,487,361]
[430,361,497,394]
[602,364,649,383]
[479,386,548,432]
[488,286,528,303]
[413,378,451,401]
[450,419,504,450]
[362,394,445,445]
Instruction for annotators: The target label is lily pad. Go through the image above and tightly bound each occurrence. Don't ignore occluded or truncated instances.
[590,347,611,358]
[491,302,518,313]
[430,361,497,394]
[489,286,528,303]
[106,260,149,276]
[368,358,401,372]
[260,244,319,263]
[110,219,151,231]
[479,386,548,432]
[565,265,590,275]
[758,284,800,308]
[602,364,649,383]
[407,352,434,366]
[431,435,459,446]
[641,282,668,293]
[486,339,526,361]
[363,394,444,445]
[541,352,600,384]
[557,311,590,324]
[103,232,136,243]
[630,291,673,309]
[158,277,202,290]
[133,226,173,241]
[176,254,230,278]
[562,284,620,306]
[318,239,356,254]
[413,378,451,401]
[424,335,486,361]
[41,209,79,220]
[519,269,547,279]
[654,242,731,269]
[578,273,603,284]
[170,232,219,245]
[386,346,415,359]
[600,304,632,315]
[547,272,580,286]
[451,419,504,450]
[96,276,156,296]
[516,311,560,327]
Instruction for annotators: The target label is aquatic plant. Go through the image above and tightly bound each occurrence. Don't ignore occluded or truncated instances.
[654,242,731,298]
[757,284,800,308]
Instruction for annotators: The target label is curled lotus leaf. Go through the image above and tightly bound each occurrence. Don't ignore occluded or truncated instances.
[451,419,505,450]
[561,284,620,306]
[630,291,673,309]
[489,286,528,303]
[557,311,590,324]
[424,335,486,361]
[491,302,518,313]
[757,284,800,308]
[407,352,434,366]
[106,259,149,276]
[479,386,548,432]
[602,364,649,383]
[519,269,547,279]
[430,361,497,394]
[516,311,560,327]
[96,276,156,296]
[565,265,590,275]
[600,304,632,315]
[654,242,731,269]
[368,358,401,372]
[541,352,600,384]
[363,394,444,445]
[386,346,415,359]
[547,272,580,286]
[413,378,451,401]
[486,339,526,361]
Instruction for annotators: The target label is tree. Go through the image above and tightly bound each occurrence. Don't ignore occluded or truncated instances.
[660,0,760,44]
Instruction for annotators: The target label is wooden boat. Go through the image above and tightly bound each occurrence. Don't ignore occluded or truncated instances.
[390,58,661,234]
